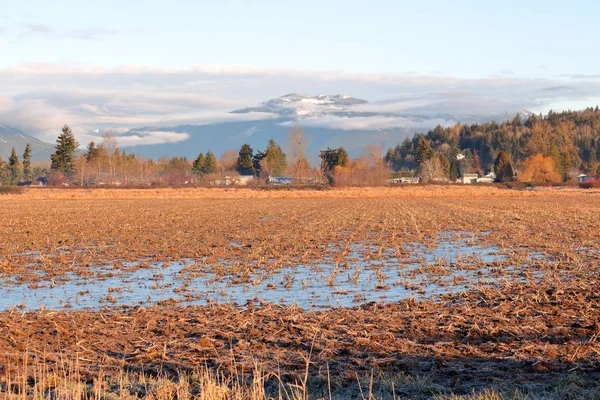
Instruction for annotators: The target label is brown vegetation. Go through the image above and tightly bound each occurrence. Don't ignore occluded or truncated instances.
[0,187,599,398]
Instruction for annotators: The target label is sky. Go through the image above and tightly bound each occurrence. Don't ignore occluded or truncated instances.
[1,0,599,145]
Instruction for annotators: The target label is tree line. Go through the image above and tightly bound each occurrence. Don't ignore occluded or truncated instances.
[385,107,600,182]
[2,107,600,186]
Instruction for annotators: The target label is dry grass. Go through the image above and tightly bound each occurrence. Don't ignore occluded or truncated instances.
[0,184,582,201]
[0,186,599,398]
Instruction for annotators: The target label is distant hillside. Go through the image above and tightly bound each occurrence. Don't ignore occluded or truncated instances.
[123,119,412,163]
[0,126,55,162]
[385,107,600,179]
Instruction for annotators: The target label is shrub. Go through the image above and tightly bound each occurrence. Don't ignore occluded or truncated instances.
[0,186,24,195]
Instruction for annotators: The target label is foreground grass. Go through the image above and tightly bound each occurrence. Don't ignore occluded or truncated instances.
[2,360,600,400]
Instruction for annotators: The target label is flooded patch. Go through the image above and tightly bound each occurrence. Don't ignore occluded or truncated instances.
[0,232,548,311]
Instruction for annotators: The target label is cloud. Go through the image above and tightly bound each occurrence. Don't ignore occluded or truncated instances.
[21,24,53,36]
[66,28,118,40]
[19,24,117,40]
[1,62,600,146]
[281,115,457,131]
[80,130,191,147]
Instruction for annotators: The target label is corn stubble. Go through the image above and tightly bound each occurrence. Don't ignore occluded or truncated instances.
[0,186,599,399]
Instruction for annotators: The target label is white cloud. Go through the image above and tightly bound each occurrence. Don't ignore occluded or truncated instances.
[281,115,457,131]
[1,62,600,146]
[18,24,118,40]
[81,130,191,147]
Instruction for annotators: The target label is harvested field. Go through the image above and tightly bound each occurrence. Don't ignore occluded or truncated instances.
[0,186,599,399]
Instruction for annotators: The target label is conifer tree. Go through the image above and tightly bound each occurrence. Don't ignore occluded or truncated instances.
[8,147,21,185]
[85,141,101,162]
[471,149,483,177]
[449,158,460,180]
[414,139,435,175]
[0,158,9,186]
[50,124,79,177]
[438,153,450,178]
[337,147,349,167]
[236,144,255,176]
[264,138,287,176]
[202,151,218,175]
[192,153,206,175]
[22,144,32,182]
[493,151,514,182]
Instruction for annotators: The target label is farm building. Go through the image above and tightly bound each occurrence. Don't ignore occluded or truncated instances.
[458,173,479,184]
[458,172,496,184]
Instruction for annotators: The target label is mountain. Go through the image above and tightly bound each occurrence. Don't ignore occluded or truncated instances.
[0,126,55,162]
[122,118,412,163]
[0,94,536,164]
[232,93,369,117]
[124,94,436,161]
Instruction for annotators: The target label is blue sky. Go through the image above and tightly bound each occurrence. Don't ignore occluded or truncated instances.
[2,0,598,77]
[1,0,599,144]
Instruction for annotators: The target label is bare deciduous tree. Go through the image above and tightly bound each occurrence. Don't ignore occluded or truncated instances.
[102,130,118,184]
[219,149,239,176]
[419,157,445,183]
[288,126,310,183]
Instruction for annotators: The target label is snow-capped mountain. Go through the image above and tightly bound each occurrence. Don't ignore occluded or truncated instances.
[1,94,536,163]
[232,93,369,117]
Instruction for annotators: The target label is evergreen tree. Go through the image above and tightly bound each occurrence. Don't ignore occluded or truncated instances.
[202,151,218,175]
[85,141,101,163]
[414,139,435,171]
[337,147,349,167]
[558,150,573,182]
[192,153,206,175]
[264,138,287,176]
[449,158,460,180]
[596,164,600,177]
[22,144,32,182]
[471,149,483,177]
[319,147,349,175]
[236,144,255,176]
[50,124,79,177]
[438,153,450,178]
[0,158,9,186]
[8,147,21,185]
[252,150,266,176]
[494,152,514,182]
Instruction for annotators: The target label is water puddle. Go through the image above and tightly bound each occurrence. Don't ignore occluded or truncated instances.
[0,232,547,311]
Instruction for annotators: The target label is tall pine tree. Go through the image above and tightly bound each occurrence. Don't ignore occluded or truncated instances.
[8,147,21,185]
[471,149,483,177]
[22,144,32,182]
[237,144,255,176]
[192,153,206,175]
[494,152,514,182]
[51,124,79,177]
[264,138,287,176]
[203,151,218,175]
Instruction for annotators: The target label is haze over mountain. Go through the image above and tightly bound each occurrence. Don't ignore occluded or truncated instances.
[0,92,539,162]
[0,125,54,161]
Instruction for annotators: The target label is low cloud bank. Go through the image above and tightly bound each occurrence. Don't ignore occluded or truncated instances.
[1,63,599,147]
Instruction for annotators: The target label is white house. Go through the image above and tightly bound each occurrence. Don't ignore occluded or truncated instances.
[458,172,496,184]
